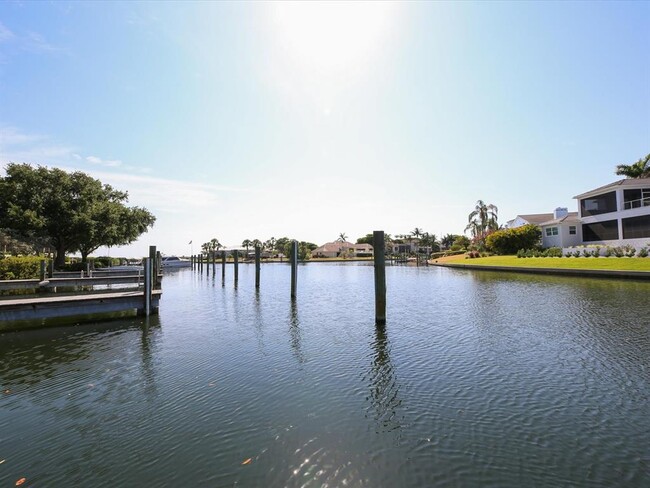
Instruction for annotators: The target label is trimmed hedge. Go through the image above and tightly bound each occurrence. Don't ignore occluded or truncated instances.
[0,256,43,280]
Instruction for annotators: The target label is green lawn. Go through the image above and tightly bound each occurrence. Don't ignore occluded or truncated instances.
[437,254,650,272]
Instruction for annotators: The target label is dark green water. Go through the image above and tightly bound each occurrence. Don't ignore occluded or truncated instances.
[1,264,649,487]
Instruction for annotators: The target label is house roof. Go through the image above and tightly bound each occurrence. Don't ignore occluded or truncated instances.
[516,213,554,225]
[573,178,650,199]
[539,212,580,226]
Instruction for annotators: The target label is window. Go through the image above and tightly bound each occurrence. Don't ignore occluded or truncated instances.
[580,191,617,216]
[545,227,558,236]
[582,219,619,242]
[623,188,650,209]
[569,226,576,235]
[622,215,650,239]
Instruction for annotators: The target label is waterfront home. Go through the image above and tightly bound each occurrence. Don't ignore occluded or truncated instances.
[507,178,650,249]
[574,177,650,248]
[311,241,373,258]
[391,237,431,255]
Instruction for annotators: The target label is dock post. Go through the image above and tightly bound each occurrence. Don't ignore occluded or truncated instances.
[143,257,152,316]
[291,240,298,299]
[156,251,162,289]
[206,251,210,276]
[221,250,226,282]
[234,250,239,284]
[255,246,261,289]
[212,250,216,275]
[49,259,54,278]
[39,259,46,282]
[191,254,194,268]
[149,246,157,284]
[85,262,91,278]
[373,230,386,325]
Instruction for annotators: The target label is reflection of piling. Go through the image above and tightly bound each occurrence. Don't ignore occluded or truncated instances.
[234,250,239,284]
[291,240,298,299]
[255,246,261,289]
[373,230,386,325]
[221,251,226,282]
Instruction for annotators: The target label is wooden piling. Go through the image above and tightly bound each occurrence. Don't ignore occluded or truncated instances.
[255,246,261,289]
[39,259,46,282]
[149,246,157,284]
[143,257,152,316]
[49,259,54,278]
[222,250,226,282]
[373,230,386,325]
[156,251,162,289]
[234,250,239,284]
[291,240,298,299]
[212,250,216,275]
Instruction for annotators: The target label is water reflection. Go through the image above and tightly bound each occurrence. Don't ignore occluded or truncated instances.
[365,324,403,435]
[288,301,304,364]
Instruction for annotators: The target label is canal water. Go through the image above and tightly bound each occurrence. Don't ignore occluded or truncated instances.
[1,264,648,487]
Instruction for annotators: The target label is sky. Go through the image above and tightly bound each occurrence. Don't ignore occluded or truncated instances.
[0,1,648,257]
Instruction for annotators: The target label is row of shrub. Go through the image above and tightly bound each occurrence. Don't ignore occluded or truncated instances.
[430,250,466,259]
[517,245,650,258]
[0,256,43,280]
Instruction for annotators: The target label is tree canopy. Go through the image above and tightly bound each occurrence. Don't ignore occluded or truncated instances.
[615,153,650,178]
[0,164,156,266]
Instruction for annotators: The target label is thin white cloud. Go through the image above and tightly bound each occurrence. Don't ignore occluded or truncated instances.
[0,22,14,42]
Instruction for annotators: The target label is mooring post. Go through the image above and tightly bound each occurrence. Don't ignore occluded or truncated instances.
[85,262,91,278]
[39,259,46,282]
[156,251,162,289]
[234,250,239,284]
[149,246,157,285]
[143,257,152,316]
[212,250,216,275]
[373,230,386,325]
[49,259,54,278]
[222,250,226,282]
[255,246,261,289]
[206,251,210,276]
[291,240,298,299]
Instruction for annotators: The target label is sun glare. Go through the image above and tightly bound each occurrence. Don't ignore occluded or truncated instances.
[268,1,397,78]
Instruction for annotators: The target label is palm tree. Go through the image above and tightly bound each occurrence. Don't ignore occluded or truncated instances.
[466,200,498,236]
[441,234,456,249]
[411,227,423,240]
[337,233,348,242]
[251,239,262,249]
[241,239,252,253]
[615,153,650,178]
[264,237,276,255]
[210,238,221,252]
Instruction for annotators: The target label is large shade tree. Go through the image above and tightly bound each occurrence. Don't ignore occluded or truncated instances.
[465,200,498,238]
[0,164,155,267]
[615,153,650,178]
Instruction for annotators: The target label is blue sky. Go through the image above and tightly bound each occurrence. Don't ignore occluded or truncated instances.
[0,1,648,257]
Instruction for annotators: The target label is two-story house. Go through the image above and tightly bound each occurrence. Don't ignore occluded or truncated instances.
[574,178,650,248]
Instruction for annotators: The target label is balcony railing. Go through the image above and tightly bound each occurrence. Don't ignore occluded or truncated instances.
[623,197,650,210]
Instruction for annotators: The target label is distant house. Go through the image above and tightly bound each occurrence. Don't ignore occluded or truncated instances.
[311,241,373,258]
[390,238,431,255]
[506,213,556,229]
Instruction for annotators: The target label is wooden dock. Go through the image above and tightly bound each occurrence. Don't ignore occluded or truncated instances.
[0,248,163,331]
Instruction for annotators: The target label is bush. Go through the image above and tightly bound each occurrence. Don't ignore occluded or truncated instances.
[571,250,581,258]
[0,256,43,280]
[638,247,649,258]
[582,249,591,258]
[604,247,613,257]
[545,247,563,257]
[486,224,542,255]
[612,247,624,258]
[590,247,600,258]
[624,245,636,258]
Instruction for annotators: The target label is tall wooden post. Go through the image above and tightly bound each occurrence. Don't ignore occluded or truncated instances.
[212,250,216,275]
[143,257,152,316]
[206,251,210,276]
[373,230,386,325]
[234,250,239,284]
[149,246,157,286]
[255,246,261,289]
[291,240,298,299]
[221,250,226,282]
[49,259,54,278]
[156,251,162,289]
[39,259,46,282]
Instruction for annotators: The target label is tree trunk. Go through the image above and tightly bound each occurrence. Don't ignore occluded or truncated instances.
[54,242,66,269]
[81,250,89,264]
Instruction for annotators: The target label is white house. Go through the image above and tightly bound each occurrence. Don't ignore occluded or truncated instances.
[538,208,582,248]
[574,178,650,248]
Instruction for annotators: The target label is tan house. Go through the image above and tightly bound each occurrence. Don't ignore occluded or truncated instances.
[311,241,373,258]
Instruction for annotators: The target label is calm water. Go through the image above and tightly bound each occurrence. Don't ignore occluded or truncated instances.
[1,264,649,487]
